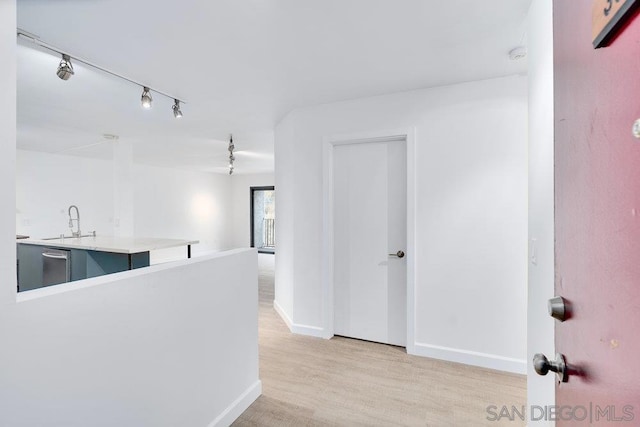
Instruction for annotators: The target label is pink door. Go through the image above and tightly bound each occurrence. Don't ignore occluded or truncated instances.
[552,1,640,424]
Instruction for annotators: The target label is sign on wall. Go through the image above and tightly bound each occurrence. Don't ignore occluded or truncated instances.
[593,0,640,48]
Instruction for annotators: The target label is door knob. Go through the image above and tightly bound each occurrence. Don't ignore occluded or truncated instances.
[533,353,568,383]
[389,250,405,258]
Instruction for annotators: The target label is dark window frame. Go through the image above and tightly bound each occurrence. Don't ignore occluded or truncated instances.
[250,186,275,254]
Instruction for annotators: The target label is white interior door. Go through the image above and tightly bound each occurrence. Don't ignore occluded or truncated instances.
[333,138,407,347]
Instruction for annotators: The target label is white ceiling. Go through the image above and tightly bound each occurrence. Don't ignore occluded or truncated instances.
[16,0,531,174]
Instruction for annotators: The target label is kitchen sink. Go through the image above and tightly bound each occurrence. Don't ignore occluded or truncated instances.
[40,235,75,240]
[40,231,96,240]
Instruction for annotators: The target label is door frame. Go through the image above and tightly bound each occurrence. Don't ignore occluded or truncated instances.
[322,128,417,353]
[249,186,275,254]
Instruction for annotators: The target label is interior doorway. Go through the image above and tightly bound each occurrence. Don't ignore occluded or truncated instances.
[332,137,407,347]
[250,186,275,254]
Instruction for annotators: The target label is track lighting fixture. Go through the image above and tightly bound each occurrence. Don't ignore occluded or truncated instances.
[17,28,186,118]
[228,134,235,175]
[141,87,153,109]
[56,54,74,81]
[172,99,183,118]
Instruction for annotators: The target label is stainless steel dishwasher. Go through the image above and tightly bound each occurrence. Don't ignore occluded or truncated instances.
[42,248,71,286]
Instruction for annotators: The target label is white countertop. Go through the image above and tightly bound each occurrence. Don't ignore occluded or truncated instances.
[17,236,198,254]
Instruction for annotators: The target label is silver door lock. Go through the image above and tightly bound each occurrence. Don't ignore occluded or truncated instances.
[548,296,568,322]
[633,119,640,139]
[533,353,569,383]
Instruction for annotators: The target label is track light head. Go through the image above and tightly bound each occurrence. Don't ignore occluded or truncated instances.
[56,54,74,81]
[172,99,183,118]
[228,134,235,174]
[141,87,153,109]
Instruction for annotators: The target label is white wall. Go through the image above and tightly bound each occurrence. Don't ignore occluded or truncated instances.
[228,173,275,249]
[113,139,135,237]
[273,114,295,324]
[134,163,231,262]
[16,150,233,262]
[0,0,17,306]
[16,150,114,239]
[0,250,261,427]
[274,75,528,373]
[527,0,556,420]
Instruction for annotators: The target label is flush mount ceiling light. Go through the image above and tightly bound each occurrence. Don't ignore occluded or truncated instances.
[56,54,74,80]
[141,87,153,109]
[17,28,185,118]
[172,99,183,118]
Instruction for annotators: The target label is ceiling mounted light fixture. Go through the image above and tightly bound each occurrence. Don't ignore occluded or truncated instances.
[172,99,183,118]
[16,29,186,118]
[141,87,153,109]
[56,54,74,80]
[228,134,235,175]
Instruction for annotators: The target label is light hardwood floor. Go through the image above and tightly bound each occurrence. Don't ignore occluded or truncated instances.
[233,256,526,426]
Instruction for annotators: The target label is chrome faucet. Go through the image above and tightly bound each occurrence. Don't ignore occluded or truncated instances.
[68,205,81,238]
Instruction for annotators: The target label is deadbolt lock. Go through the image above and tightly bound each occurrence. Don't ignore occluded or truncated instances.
[548,296,568,322]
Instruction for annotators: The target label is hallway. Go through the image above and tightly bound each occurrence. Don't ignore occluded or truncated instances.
[233,256,526,426]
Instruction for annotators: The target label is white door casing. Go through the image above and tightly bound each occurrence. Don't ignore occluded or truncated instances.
[323,130,415,348]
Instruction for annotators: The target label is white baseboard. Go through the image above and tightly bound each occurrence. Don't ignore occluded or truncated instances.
[412,342,527,374]
[207,380,262,427]
[273,300,523,373]
[273,299,293,331]
[291,322,326,338]
[273,300,327,338]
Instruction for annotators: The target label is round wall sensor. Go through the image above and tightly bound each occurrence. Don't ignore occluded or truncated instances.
[509,47,527,61]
